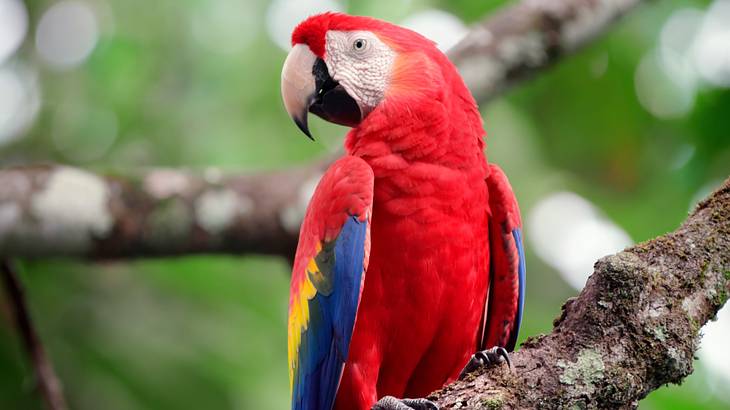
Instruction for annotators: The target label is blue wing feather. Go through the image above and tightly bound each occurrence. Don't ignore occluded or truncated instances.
[292,216,368,410]
[506,228,526,351]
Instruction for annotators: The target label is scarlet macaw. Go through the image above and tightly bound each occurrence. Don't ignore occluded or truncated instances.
[281,13,525,410]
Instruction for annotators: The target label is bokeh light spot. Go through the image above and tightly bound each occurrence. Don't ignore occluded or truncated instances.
[400,9,467,52]
[0,63,40,146]
[660,8,704,68]
[635,49,696,119]
[35,0,100,69]
[265,0,344,52]
[692,0,730,87]
[527,191,633,290]
[0,0,28,65]
[699,305,730,403]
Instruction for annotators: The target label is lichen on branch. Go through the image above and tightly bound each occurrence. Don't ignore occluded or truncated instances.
[0,163,326,259]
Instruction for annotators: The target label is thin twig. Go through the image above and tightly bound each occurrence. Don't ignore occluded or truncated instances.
[1,260,68,410]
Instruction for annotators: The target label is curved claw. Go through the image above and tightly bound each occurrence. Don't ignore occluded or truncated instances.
[459,346,512,379]
[372,396,439,410]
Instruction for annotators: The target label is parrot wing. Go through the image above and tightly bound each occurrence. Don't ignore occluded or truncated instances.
[481,164,526,352]
[288,156,374,410]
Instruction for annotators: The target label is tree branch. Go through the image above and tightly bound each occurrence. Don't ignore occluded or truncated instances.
[0,162,329,259]
[0,0,648,260]
[449,0,644,103]
[1,260,68,410]
[430,177,730,409]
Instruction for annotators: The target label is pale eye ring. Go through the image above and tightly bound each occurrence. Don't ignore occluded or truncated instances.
[353,38,367,52]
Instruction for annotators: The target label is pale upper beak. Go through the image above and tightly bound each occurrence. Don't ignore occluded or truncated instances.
[281,44,363,140]
[281,44,317,139]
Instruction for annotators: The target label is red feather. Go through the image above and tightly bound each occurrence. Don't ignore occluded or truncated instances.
[333,15,492,408]
[291,12,435,58]
[288,13,524,410]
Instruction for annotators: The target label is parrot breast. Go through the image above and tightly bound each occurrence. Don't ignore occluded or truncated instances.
[334,69,491,407]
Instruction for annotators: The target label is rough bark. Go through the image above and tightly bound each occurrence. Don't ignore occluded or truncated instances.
[429,178,730,409]
[0,0,648,259]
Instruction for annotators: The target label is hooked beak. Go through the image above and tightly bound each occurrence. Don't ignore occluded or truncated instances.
[281,44,362,140]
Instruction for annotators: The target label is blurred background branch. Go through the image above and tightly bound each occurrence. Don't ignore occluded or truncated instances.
[0,0,650,260]
[450,0,644,102]
[0,162,327,259]
[1,260,67,410]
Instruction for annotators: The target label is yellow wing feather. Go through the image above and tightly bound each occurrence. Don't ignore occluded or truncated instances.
[287,242,323,392]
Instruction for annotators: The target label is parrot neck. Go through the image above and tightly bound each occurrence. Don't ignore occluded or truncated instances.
[345,91,489,216]
[345,92,486,170]
[345,49,486,170]
[345,59,490,217]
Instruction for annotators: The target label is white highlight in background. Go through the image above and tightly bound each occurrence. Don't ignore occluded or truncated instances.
[692,0,730,87]
[0,0,28,65]
[699,305,730,403]
[634,49,696,119]
[0,63,41,146]
[36,1,99,69]
[635,1,730,119]
[527,191,633,290]
[266,0,344,52]
[401,9,468,52]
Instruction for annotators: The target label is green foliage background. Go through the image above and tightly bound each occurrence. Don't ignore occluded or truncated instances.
[1,0,729,409]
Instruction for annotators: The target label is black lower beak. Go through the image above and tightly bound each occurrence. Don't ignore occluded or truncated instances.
[307,59,362,133]
[293,117,312,140]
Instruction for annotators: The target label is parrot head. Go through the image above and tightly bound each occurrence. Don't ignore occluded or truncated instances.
[281,13,447,139]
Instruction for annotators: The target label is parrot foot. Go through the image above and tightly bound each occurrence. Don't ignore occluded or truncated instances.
[371,396,439,410]
[459,346,511,379]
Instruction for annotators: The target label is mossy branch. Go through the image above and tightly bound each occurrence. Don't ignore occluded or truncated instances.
[430,177,730,409]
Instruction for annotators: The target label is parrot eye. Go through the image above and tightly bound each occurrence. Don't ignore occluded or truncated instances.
[352,38,367,52]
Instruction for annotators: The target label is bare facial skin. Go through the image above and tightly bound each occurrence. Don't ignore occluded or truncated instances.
[324,30,396,114]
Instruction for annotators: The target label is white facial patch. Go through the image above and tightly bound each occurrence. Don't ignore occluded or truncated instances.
[324,30,396,112]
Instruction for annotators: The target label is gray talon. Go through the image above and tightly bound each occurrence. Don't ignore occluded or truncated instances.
[459,346,512,379]
[401,398,439,410]
[372,396,439,410]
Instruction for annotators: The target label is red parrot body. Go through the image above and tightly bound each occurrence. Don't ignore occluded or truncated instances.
[284,13,525,410]
[335,58,491,407]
